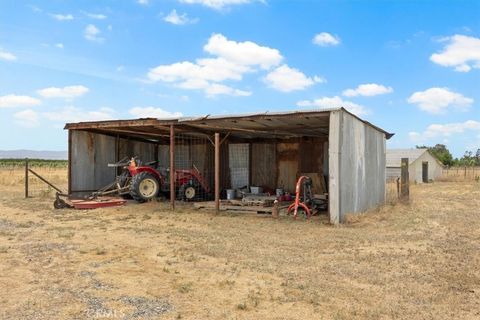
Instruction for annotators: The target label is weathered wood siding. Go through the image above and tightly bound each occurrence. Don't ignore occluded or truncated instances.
[329,110,386,223]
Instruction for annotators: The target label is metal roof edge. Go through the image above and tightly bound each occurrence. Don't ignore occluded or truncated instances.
[63,108,394,139]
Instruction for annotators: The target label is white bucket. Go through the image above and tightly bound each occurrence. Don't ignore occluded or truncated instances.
[250,186,263,194]
[226,189,235,200]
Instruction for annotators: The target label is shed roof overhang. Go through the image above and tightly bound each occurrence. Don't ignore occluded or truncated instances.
[64,108,394,141]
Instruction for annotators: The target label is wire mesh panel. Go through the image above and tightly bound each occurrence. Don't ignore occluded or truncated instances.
[228,143,249,189]
[173,133,214,203]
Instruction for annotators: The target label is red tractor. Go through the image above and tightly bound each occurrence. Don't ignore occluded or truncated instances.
[93,157,211,203]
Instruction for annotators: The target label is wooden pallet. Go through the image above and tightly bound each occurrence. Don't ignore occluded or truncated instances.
[193,200,291,214]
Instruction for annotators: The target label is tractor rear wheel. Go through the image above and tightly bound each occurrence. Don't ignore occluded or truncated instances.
[130,172,159,203]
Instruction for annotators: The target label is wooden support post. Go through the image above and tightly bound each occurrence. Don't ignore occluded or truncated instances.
[215,132,220,214]
[25,158,29,198]
[170,125,175,211]
[400,158,409,201]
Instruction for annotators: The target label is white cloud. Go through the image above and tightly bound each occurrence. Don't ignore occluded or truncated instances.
[204,33,283,69]
[43,106,115,123]
[148,33,283,96]
[343,83,393,97]
[176,78,251,97]
[137,0,149,5]
[264,64,319,92]
[51,13,74,21]
[129,107,183,119]
[37,85,89,99]
[0,94,41,108]
[55,43,64,49]
[85,12,107,20]
[296,96,368,116]
[84,24,104,42]
[430,34,480,72]
[204,83,251,97]
[163,9,198,25]
[313,32,341,47]
[149,58,250,83]
[407,87,473,114]
[0,49,17,61]
[409,120,480,142]
[14,109,39,128]
[179,0,258,10]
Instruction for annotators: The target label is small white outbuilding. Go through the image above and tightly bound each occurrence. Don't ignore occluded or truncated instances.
[386,149,444,183]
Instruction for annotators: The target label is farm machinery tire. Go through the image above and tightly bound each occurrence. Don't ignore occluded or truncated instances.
[130,172,160,203]
[178,182,201,201]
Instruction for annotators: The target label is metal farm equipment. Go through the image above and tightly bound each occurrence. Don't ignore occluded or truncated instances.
[287,175,328,219]
[91,157,211,203]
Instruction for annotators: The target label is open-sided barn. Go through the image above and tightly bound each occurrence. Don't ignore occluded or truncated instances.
[386,148,444,183]
[64,108,393,223]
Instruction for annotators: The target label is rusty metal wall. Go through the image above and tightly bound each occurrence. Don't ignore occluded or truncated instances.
[276,142,299,193]
[70,130,116,193]
[117,138,156,164]
[251,142,276,189]
[70,131,159,194]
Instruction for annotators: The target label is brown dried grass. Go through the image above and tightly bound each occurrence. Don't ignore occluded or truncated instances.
[0,168,479,319]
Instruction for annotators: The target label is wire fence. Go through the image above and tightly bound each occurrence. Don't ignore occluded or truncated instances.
[386,178,400,205]
[171,133,215,202]
[0,160,68,198]
[441,166,480,181]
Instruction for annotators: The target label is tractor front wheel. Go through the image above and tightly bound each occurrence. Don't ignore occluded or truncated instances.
[130,172,159,203]
[178,183,200,201]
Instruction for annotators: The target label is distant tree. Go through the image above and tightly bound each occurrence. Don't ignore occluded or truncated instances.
[456,150,478,166]
[416,144,454,166]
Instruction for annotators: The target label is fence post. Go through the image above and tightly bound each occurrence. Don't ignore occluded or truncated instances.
[400,158,409,201]
[464,166,467,179]
[25,158,29,198]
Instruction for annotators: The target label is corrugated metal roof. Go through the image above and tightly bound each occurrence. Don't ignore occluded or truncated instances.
[64,107,394,140]
[386,148,427,167]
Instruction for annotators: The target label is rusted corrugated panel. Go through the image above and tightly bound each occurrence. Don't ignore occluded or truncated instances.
[276,142,299,193]
[71,130,95,192]
[251,143,276,189]
[299,138,324,173]
[133,141,156,163]
[70,131,116,193]
[158,145,169,168]
[93,133,116,189]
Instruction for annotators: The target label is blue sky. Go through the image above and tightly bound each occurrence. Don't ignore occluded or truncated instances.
[0,0,479,157]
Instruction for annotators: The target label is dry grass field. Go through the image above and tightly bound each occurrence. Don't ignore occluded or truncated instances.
[0,166,479,320]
